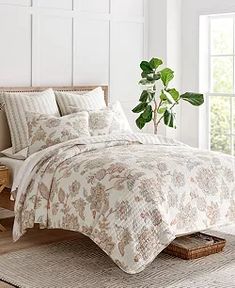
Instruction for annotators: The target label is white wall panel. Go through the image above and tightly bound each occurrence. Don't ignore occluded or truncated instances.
[74,0,109,13]
[0,7,31,86]
[73,19,109,85]
[33,15,72,85]
[0,0,30,6]
[111,0,144,17]
[110,22,144,128]
[0,1,146,131]
[36,0,72,10]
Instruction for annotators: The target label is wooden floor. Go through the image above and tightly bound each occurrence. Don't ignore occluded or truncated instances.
[0,217,81,288]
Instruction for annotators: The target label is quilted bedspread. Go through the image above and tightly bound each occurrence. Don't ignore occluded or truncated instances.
[12,133,235,274]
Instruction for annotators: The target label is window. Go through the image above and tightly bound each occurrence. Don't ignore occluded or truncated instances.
[208,15,235,155]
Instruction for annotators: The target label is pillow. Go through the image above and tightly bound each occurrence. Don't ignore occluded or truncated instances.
[55,87,106,116]
[70,101,132,135]
[2,89,59,153]
[0,147,28,160]
[27,111,90,156]
[109,101,132,133]
[89,110,114,136]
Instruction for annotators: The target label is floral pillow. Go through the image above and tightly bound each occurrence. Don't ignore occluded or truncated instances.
[26,111,90,155]
[89,110,114,136]
[69,107,114,136]
[70,101,132,135]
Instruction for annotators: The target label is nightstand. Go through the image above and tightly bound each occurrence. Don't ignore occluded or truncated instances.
[0,166,10,232]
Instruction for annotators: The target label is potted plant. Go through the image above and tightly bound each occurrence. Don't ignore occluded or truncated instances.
[132,58,204,134]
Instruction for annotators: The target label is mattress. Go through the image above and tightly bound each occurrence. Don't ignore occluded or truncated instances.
[0,156,24,188]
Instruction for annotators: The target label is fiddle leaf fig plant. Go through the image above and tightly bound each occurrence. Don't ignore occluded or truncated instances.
[132,57,204,134]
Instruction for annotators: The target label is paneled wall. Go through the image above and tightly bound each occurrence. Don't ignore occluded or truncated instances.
[0,0,147,129]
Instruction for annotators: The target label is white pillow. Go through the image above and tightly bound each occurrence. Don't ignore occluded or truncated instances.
[55,87,106,116]
[2,89,59,153]
[70,101,132,135]
[27,111,90,156]
[0,147,28,160]
[109,101,132,133]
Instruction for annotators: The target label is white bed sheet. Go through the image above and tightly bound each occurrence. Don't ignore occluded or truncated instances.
[0,156,24,188]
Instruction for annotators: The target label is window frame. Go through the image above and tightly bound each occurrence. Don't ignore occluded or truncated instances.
[207,14,235,155]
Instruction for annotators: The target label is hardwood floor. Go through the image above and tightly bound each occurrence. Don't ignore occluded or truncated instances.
[0,282,13,288]
[0,217,82,288]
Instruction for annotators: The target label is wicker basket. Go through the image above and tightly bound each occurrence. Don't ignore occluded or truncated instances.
[0,167,9,186]
[164,232,226,260]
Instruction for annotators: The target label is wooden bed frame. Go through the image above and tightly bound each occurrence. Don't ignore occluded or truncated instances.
[0,85,109,212]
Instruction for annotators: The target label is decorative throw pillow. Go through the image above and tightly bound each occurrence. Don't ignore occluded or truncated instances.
[109,101,132,133]
[70,101,132,135]
[69,107,114,136]
[89,110,114,136]
[55,87,106,116]
[2,89,59,153]
[27,111,90,156]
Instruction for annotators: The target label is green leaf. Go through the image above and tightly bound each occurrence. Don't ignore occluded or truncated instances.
[153,73,161,80]
[164,91,175,104]
[136,115,146,130]
[160,91,167,101]
[164,109,176,128]
[158,106,167,114]
[167,88,180,101]
[147,75,154,81]
[132,102,147,113]
[141,105,153,122]
[180,92,204,106]
[140,61,153,73]
[160,91,174,104]
[139,91,149,102]
[149,58,163,70]
[141,71,148,78]
[158,101,172,114]
[139,79,148,85]
[160,68,174,87]
[139,79,155,85]
[139,91,155,102]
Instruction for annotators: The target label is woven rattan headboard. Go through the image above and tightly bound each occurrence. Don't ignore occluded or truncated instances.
[0,85,109,151]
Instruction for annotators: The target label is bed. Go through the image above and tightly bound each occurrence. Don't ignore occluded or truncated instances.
[0,85,108,210]
[1,85,235,274]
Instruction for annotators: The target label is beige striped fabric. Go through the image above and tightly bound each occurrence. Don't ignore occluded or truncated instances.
[2,88,59,153]
[55,87,106,116]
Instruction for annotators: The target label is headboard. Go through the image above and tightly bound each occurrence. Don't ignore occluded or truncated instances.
[0,85,109,151]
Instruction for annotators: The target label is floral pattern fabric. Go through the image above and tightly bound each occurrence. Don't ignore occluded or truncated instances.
[13,133,235,274]
[26,111,90,155]
[88,110,114,136]
[70,101,132,135]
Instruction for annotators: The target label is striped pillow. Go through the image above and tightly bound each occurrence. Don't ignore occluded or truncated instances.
[55,87,106,116]
[2,89,59,153]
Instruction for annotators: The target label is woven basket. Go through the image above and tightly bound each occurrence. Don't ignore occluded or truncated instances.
[0,167,9,186]
[164,232,226,260]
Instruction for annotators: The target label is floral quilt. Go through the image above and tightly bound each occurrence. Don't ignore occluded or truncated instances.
[12,133,235,274]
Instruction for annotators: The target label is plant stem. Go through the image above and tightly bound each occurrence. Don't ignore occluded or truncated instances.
[153,98,158,134]
[154,102,177,134]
